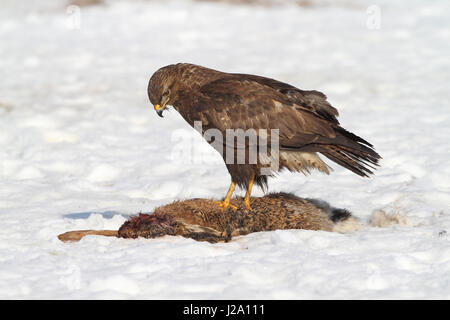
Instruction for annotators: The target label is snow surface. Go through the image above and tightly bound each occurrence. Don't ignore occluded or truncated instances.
[1,0,450,299]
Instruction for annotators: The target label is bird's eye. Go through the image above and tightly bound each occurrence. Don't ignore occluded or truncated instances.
[163,89,170,97]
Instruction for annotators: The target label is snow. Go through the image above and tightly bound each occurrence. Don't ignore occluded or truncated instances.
[1,0,450,299]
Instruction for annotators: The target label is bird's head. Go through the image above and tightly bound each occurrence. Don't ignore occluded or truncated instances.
[147,65,179,118]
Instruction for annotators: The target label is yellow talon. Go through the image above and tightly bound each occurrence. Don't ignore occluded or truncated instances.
[214,200,237,211]
[215,181,237,211]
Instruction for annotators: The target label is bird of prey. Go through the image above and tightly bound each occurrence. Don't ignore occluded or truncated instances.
[148,63,380,211]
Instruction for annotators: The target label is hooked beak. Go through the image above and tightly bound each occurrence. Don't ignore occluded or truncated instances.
[154,97,170,118]
[154,104,164,117]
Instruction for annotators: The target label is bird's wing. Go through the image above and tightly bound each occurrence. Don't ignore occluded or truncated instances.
[189,76,338,148]
[181,76,380,177]
[231,74,340,124]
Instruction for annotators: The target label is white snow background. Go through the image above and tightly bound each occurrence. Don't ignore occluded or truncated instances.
[0,0,449,299]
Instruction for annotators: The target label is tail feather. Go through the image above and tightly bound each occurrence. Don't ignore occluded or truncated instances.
[322,142,381,177]
[334,126,373,148]
[280,125,381,177]
[306,126,381,177]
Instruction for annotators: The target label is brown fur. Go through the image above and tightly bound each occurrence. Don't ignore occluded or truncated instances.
[59,193,356,243]
[58,230,117,242]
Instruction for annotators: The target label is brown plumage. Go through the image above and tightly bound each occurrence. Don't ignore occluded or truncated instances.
[148,63,381,210]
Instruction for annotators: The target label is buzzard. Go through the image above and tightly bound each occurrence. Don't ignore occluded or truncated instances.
[148,63,380,211]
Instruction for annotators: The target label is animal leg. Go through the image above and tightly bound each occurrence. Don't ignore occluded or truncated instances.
[215,181,237,210]
[243,173,255,211]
